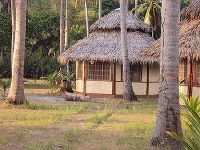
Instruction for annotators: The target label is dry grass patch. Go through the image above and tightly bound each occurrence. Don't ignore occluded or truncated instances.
[0,101,96,128]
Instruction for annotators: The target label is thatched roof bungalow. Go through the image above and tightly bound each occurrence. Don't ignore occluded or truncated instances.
[137,0,200,97]
[59,9,153,64]
[59,9,159,98]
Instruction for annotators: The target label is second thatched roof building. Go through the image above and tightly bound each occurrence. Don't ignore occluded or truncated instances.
[137,0,200,98]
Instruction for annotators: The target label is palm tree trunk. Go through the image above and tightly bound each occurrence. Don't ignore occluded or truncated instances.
[65,0,70,73]
[134,0,138,16]
[120,0,138,101]
[7,0,27,105]
[85,0,89,36]
[64,0,68,48]
[11,0,16,67]
[60,0,65,54]
[151,0,182,149]
[98,0,102,19]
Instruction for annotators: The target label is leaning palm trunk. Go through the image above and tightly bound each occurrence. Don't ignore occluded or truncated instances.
[60,0,65,54]
[151,0,182,149]
[7,0,27,105]
[120,0,138,101]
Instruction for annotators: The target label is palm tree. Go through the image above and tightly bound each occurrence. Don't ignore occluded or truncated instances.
[7,0,27,105]
[135,0,138,14]
[11,0,16,66]
[85,0,89,36]
[99,0,102,19]
[151,0,182,149]
[60,0,65,54]
[65,0,70,72]
[120,0,138,101]
[65,0,68,48]
[135,0,161,39]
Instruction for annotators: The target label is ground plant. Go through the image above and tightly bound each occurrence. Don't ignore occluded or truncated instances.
[167,94,200,150]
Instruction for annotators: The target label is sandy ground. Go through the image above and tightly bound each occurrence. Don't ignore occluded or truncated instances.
[25,93,65,103]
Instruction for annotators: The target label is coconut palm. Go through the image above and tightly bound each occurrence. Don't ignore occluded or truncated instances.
[65,0,68,48]
[120,0,138,101]
[60,0,65,54]
[151,0,182,149]
[85,0,89,36]
[99,0,102,19]
[11,0,16,66]
[135,0,161,39]
[7,0,27,104]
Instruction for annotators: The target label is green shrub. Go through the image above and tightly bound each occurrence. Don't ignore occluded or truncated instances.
[167,94,200,150]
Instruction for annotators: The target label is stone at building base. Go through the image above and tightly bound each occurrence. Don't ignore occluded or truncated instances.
[65,92,90,101]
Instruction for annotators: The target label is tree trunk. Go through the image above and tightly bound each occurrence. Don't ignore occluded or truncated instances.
[65,0,70,73]
[11,0,16,67]
[7,0,27,105]
[98,0,102,19]
[64,0,68,48]
[151,0,182,149]
[120,0,138,101]
[134,0,138,16]
[85,0,89,36]
[60,0,65,54]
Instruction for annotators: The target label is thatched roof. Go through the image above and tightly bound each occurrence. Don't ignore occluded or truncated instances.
[59,9,153,64]
[59,31,153,64]
[181,0,200,21]
[137,0,200,63]
[90,9,150,33]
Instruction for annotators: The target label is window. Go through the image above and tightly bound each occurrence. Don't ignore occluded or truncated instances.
[179,59,187,84]
[131,64,142,82]
[77,61,83,79]
[196,61,200,85]
[88,61,110,81]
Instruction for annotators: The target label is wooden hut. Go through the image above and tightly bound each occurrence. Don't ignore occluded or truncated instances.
[59,9,156,97]
[137,0,200,97]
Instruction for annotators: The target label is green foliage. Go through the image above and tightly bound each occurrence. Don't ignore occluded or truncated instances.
[0,13,12,78]
[102,0,119,16]
[0,13,11,54]
[0,78,11,95]
[0,0,120,79]
[134,0,161,39]
[181,0,190,9]
[47,70,74,92]
[167,94,200,150]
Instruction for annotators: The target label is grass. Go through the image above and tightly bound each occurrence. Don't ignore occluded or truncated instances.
[24,79,60,95]
[0,101,95,128]
[0,80,180,150]
[0,98,159,150]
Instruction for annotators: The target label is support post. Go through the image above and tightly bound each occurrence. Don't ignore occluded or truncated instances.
[83,61,87,95]
[188,56,193,98]
[146,63,150,96]
[111,63,116,96]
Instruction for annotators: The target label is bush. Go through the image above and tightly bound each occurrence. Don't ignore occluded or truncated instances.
[167,94,200,150]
